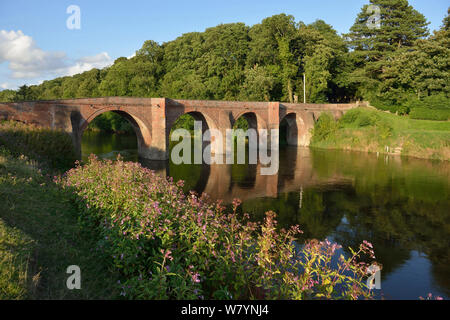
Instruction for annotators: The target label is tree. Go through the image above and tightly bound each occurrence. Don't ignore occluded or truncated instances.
[247,14,297,101]
[239,64,274,101]
[347,0,429,56]
[376,7,449,105]
[0,89,17,102]
[15,85,35,101]
[346,0,430,101]
[135,40,164,63]
[77,69,102,98]
[161,23,249,100]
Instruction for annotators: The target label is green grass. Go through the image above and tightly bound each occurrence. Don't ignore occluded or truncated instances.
[310,107,450,161]
[0,147,118,299]
[0,120,77,172]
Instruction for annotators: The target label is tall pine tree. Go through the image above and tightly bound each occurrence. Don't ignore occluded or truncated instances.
[346,0,429,101]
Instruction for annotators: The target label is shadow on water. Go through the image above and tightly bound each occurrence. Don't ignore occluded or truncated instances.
[82,131,450,300]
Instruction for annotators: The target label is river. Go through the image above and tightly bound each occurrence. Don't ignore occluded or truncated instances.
[82,130,450,300]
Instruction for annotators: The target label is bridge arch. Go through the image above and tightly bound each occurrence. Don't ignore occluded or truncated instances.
[232,111,269,151]
[233,111,268,131]
[279,111,316,147]
[280,113,298,146]
[168,110,224,155]
[79,107,152,159]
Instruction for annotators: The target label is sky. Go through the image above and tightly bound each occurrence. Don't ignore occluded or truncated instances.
[0,0,448,90]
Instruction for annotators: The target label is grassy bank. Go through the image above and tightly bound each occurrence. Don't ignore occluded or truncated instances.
[0,147,118,299]
[0,121,77,172]
[310,107,450,161]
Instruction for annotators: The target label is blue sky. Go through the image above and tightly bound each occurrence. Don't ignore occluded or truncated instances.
[0,0,448,90]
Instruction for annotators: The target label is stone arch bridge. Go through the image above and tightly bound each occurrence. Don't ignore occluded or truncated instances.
[0,97,360,160]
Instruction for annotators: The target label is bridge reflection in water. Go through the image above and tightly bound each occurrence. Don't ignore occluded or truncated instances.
[139,147,353,203]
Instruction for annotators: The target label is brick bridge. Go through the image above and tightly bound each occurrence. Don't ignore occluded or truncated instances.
[0,97,360,160]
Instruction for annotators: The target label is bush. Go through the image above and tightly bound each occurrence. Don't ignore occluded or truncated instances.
[339,108,362,125]
[311,113,338,143]
[59,156,377,300]
[396,105,410,116]
[409,108,450,121]
[407,94,450,121]
[357,113,378,127]
[0,121,77,170]
[370,98,400,113]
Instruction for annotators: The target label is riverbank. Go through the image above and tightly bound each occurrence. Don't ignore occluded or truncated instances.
[310,107,450,161]
[0,147,119,299]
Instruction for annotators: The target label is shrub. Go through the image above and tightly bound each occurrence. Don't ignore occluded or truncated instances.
[339,108,362,125]
[311,113,338,143]
[0,121,77,170]
[59,156,377,300]
[357,113,377,127]
[407,94,450,121]
[409,108,450,121]
[369,98,399,113]
[396,105,410,116]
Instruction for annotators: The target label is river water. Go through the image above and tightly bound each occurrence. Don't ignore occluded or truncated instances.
[82,131,450,300]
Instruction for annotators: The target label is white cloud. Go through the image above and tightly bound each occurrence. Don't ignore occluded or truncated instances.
[64,52,112,76]
[1,82,14,89]
[0,30,112,80]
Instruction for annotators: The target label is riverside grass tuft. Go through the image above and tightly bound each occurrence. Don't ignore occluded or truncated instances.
[58,155,377,300]
[311,107,450,161]
[0,120,77,171]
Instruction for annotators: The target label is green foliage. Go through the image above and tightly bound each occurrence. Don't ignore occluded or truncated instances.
[239,65,274,101]
[370,98,400,113]
[171,114,195,132]
[233,117,249,131]
[409,108,450,121]
[408,94,450,120]
[408,94,450,110]
[346,0,432,104]
[0,90,17,102]
[0,121,77,170]
[311,107,450,160]
[311,113,338,143]
[4,14,352,104]
[59,156,376,300]
[88,112,134,133]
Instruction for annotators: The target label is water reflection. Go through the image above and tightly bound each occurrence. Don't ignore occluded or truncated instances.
[82,131,450,300]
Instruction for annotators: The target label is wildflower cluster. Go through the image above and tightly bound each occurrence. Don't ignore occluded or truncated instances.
[59,155,376,300]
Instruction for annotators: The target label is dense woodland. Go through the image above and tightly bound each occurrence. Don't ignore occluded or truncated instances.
[1,0,449,120]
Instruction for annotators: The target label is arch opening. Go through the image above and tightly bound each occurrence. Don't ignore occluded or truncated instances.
[280,113,299,146]
[81,110,150,162]
[232,112,265,149]
[169,111,222,163]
